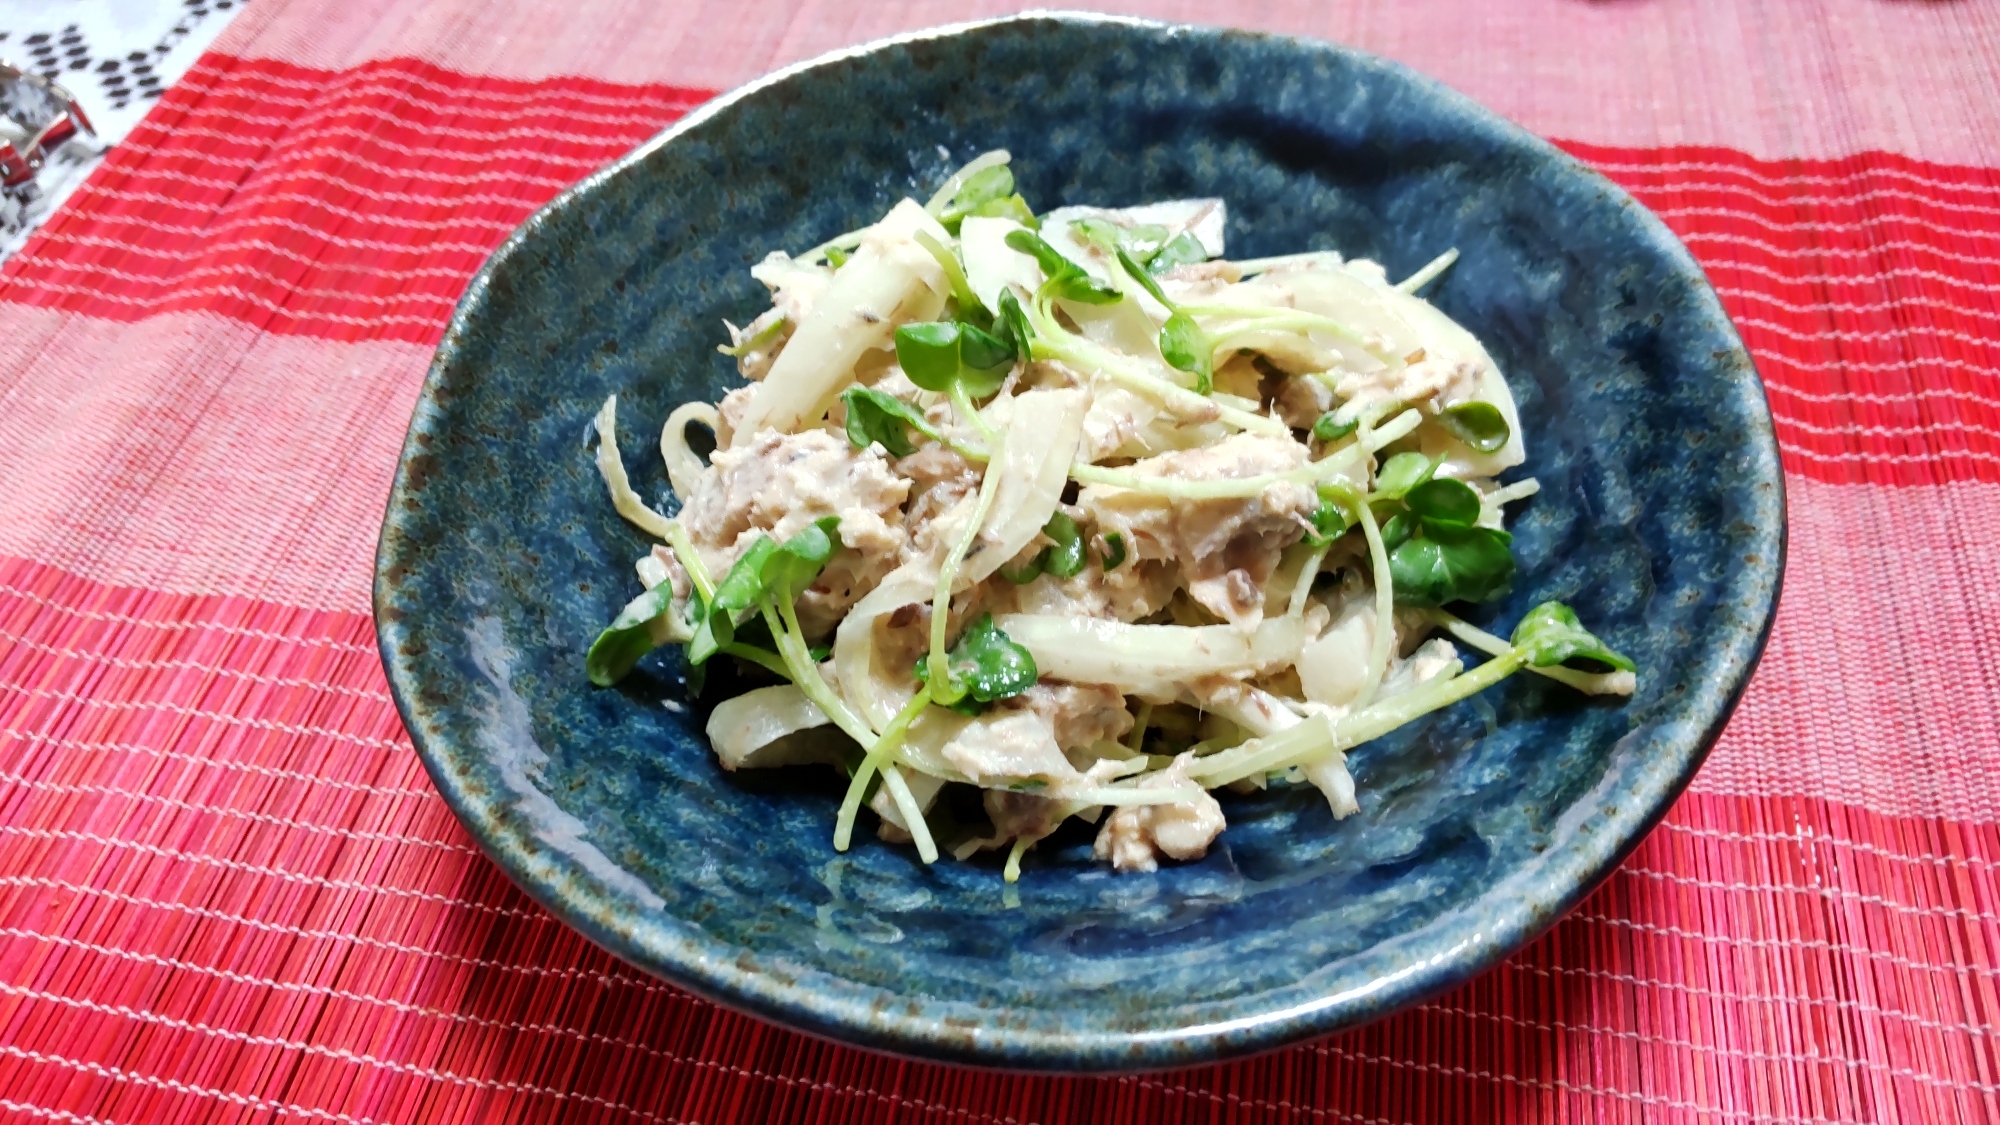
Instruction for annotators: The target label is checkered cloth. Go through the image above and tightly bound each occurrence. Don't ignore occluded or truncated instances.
[2,2,1997,1121]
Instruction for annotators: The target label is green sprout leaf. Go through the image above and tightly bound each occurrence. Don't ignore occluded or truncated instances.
[1377,474,1509,607]
[913,613,1039,712]
[1510,602,1637,672]
[585,585,676,687]
[1380,511,1415,551]
[1402,478,1482,530]
[1101,531,1127,570]
[1005,229,1123,305]
[1145,230,1208,274]
[1069,217,1122,253]
[1048,271,1122,304]
[996,512,1088,583]
[712,538,778,615]
[718,315,787,358]
[1005,227,1073,278]
[970,193,1038,228]
[894,321,1013,400]
[1388,523,1515,607]
[1114,247,1214,395]
[1439,400,1511,454]
[1113,247,1172,305]
[939,165,1016,234]
[688,537,779,665]
[997,554,1043,585]
[1313,412,1359,444]
[1041,512,1088,579]
[895,321,962,388]
[759,515,842,605]
[1157,313,1213,393]
[1373,452,1438,501]
[841,386,939,457]
[1304,486,1351,547]
[1071,218,1171,260]
[825,246,850,269]
[914,229,987,320]
[956,321,1015,373]
[996,289,1034,354]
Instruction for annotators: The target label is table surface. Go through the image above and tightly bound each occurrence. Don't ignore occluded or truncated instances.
[0,2,1997,1122]
[0,0,242,260]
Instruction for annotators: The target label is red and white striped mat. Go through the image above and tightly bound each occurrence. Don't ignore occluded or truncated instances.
[1,2,1997,1121]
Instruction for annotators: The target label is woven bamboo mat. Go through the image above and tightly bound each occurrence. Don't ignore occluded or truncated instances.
[1,1,1997,1121]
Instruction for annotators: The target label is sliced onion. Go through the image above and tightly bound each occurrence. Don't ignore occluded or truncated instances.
[592,395,674,539]
[659,400,718,500]
[730,199,949,444]
[993,614,1311,701]
[959,387,1087,585]
[706,685,837,770]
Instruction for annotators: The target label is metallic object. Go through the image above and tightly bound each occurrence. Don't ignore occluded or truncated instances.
[0,61,95,190]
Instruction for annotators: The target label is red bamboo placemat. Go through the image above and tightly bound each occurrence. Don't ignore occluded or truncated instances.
[2,2,1998,1121]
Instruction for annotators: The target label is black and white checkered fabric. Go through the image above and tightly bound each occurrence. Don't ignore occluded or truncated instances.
[0,0,243,258]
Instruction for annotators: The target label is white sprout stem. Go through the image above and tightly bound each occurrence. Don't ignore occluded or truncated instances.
[924,149,1011,215]
[878,764,939,864]
[1395,248,1460,294]
[1003,836,1032,882]
[766,595,945,866]
[1427,610,1637,696]
[1192,648,1526,788]
[1068,448,1358,500]
[663,522,716,605]
[914,229,983,313]
[835,690,931,851]
[1190,307,1382,357]
[1028,300,1287,436]
[1092,757,1154,782]
[1126,702,1152,752]
[1067,786,1205,807]
[1361,407,1423,450]
[761,601,876,748]
[1115,357,1281,435]
[1355,497,1396,706]
[994,768,1205,883]
[1287,544,1330,618]
[1323,649,1524,758]
[1067,409,1422,500]
[716,317,786,358]
[1331,394,1422,433]
[927,443,1008,692]
[1223,250,1344,276]
[718,643,791,681]
[945,432,1372,502]
[1486,478,1542,506]
[1480,478,1542,528]
[1186,714,1334,787]
[949,382,1000,447]
[800,227,868,264]
[1186,734,1247,758]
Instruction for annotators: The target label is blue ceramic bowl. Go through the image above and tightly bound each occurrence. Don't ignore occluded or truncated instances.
[375,12,1783,1071]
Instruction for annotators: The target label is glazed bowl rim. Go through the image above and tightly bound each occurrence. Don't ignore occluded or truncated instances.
[373,8,1786,1072]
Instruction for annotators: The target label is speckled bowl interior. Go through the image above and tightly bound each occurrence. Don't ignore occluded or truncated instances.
[374,12,1784,1071]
